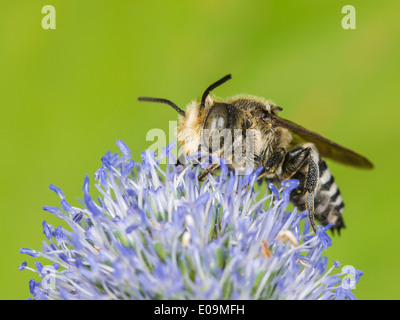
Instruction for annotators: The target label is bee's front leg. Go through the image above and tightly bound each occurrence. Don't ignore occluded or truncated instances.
[264,148,286,174]
[258,148,286,180]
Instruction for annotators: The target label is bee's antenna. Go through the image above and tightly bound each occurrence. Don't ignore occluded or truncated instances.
[200,74,232,108]
[137,97,185,117]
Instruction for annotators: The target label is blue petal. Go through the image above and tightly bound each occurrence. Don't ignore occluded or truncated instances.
[122,160,135,177]
[61,199,73,214]
[29,279,36,295]
[34,261,43,273]
[116,140,131,158]
[18,261,27,271]
[49,184,65,199]
[268,182,280,199]
[281,179,299,203]
[84,194,103,216]
[101,156,113,170]
[20,248,39,257]
[42,206,64,217]
[82,174,90,194]
[42,221,52,240]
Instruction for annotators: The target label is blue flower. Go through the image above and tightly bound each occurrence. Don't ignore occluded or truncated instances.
[19,140,362,300]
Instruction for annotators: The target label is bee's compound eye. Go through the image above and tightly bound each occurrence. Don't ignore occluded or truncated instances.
[203,103,230,131]
[203,103,231,152]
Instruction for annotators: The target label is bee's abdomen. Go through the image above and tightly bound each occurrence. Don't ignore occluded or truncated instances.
[315,160,345,232]
[290,160,345,232]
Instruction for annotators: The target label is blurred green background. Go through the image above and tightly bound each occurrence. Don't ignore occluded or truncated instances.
[1,0,399,300]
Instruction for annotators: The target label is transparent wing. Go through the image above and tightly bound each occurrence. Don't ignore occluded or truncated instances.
[271,116,373,169]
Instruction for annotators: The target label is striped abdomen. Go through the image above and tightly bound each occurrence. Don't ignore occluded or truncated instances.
[290,159,345,233]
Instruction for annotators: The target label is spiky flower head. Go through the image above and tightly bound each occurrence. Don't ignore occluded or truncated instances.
[19,140,362,300]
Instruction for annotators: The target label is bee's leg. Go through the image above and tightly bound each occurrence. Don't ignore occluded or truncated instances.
[198,162,220,181]
[280,147,311,179]
[304,158,319,234]
[257,148,286,180]
[281,146,319,233]
[265,148,286,174]
[260,147,308,181]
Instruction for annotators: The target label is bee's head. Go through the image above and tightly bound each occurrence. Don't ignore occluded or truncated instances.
[137,75,234,156]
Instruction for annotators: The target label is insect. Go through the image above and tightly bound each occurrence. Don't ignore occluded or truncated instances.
[138,74,373,233]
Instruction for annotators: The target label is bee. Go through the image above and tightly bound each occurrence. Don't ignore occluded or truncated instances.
[138,74,373,233]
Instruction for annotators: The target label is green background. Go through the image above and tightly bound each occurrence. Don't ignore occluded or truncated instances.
[1,0,399,300]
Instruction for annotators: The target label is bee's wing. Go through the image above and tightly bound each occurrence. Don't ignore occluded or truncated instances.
[271,115,373,169]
